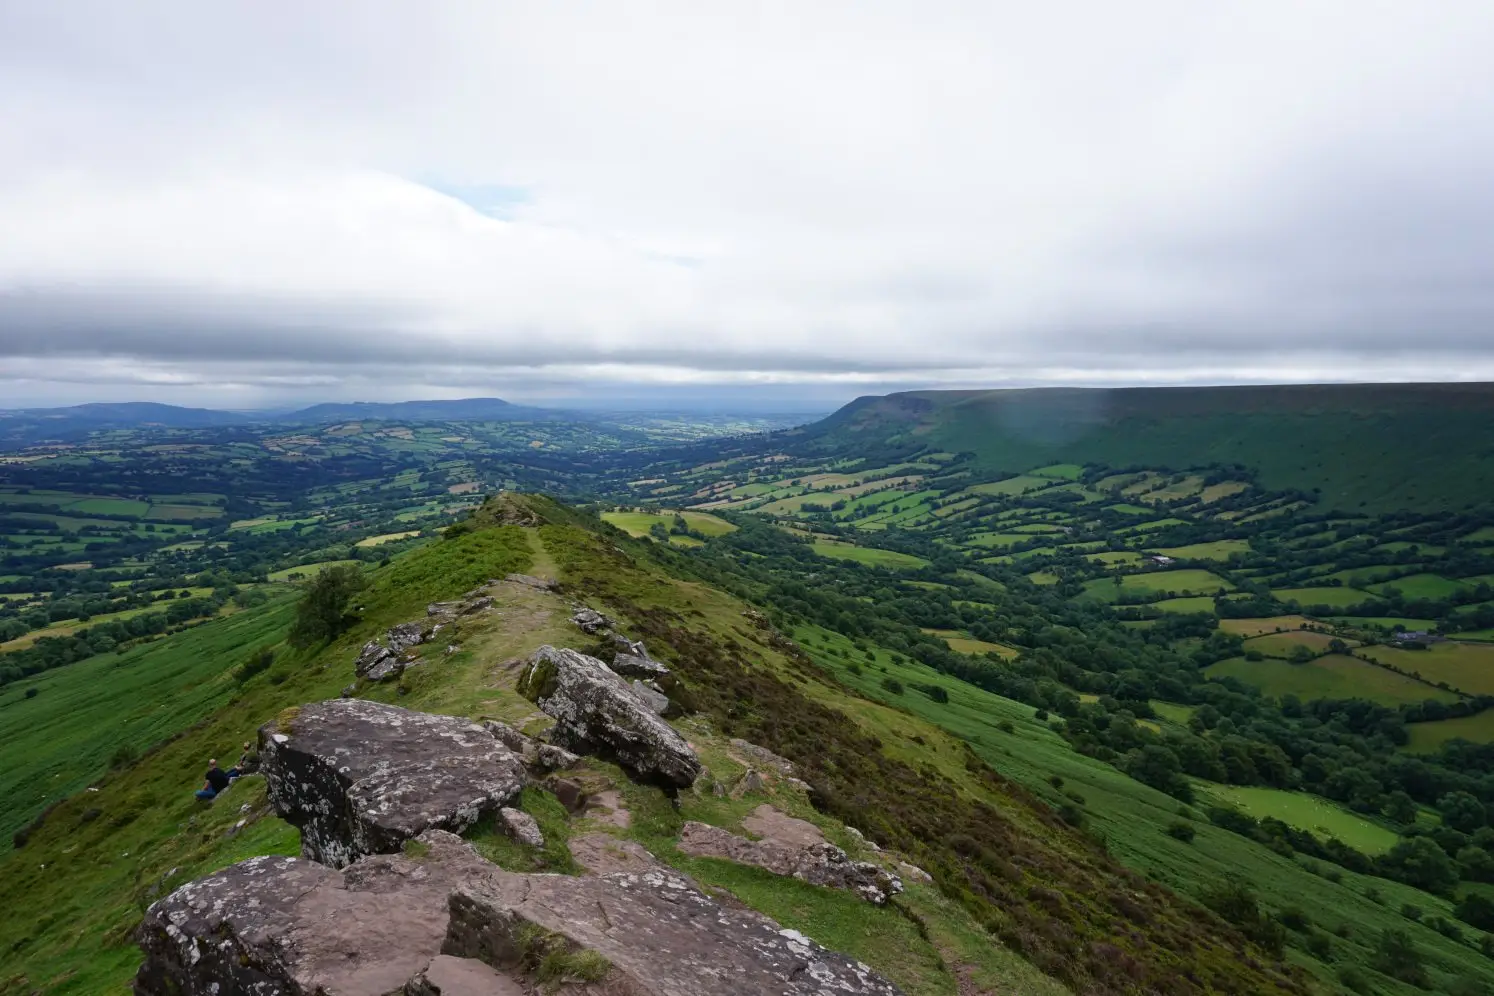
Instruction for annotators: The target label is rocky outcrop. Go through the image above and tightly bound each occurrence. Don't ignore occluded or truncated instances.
[629,679,670,715]
[517,645,701,789]
[136,830,904,996]
[259,700,526,867]
[611,650,670,680]
[133,830,489,996]
[678,821,902,905]
[504,572,558,591]
[570,606,610,633]
[479,719,579,774]
[446,865,904,995]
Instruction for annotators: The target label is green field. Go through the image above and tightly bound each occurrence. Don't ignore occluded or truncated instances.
[1366,573,1471,600]
[1196,784,1400,855]
[1243,630,1356,658]
[1028,463,1084,479]
[266,559,363,582]
[1272,586,1376,609]
[0,596,296,843]
[969,475,1060,496]
[921,629,1020,658]
[1080,569,1234,602]
[810,542,929,569]
[1156,539,1251,561]
[1206,654,1459,706]
[1406,712,1494,751]
[1357,641,1494,696]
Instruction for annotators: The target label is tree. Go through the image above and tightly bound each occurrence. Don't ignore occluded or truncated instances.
[1439,790,1488,834]
[1378,837,1459,895]
[1370,929,1427,988]
[1383,790,1418,826]
[288,565,365,649]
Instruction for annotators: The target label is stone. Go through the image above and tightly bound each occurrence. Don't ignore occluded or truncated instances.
[570,607,610,633]
[387,621,427,654]
[497,807,545,848]
[365,658,405,683]
[544,776,588,813]
[354,639,397,678]
[139,830,903,996]
[677,821,902,905]
[611,650,670,679]
[518,646,701,789]
[534,744,579,773]
[567,833,659,875]
[259,700,526,868]
[504,573,558,591]
[729,738,797,776]
[898,860,934,884]
[445,865,905,995]
[460,596,494,615]
[341,684,357,698]
[133,830,490,996]
[629,679,670,715]
[427,601,461,618]
[406,955,525,996]
[481,719,534,754]
[731,769,766,797]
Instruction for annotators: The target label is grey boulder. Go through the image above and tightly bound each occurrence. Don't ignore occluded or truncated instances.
[517,646,701,788]
[678,821,902,905]
[259,699,526,867]
[611,650,671,680]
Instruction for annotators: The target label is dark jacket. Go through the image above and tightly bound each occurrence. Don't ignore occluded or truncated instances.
[205,766,231,792]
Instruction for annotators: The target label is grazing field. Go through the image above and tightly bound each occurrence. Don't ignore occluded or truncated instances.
[1357,641,1494,696]
[265,559,363,582]
[809,541,929,569]
[1151,596,1218,614]
[1080,569,1234,601]
[1243,630,1357,658]
[1219,616,1319,637]
[1206,654,1459,706]
[1272,586,1376,609]
[601,509,737,539]
[354,530,422,547]
[1196,784,1400,855]
[969,475,1061,496]
[1028,463,1084,479]
[1149,701,1195,724]
[1406,712,1494,751]
[1155,539,1251,561]
[921,629,1021,658]
[965,532,1042,549]
[1366,573,1471,600]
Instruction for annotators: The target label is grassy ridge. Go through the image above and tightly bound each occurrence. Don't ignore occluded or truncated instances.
[821,383,1494,512]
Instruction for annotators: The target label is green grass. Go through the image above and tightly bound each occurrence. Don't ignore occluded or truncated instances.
[266,559,363,582]
[1028,463,1084,479]
[1156,539,1251,561]
[1079,569,1234,602]
[65,497,151,516]
[1242,630,1356,658]
[1366,573,1471,600]
[809,541,928,569]
[1357,642,1494,696]
[1205,654,1458,706]
[602,509,737,538]
[0,594,298,844]
[1406,712,1494,751]
[1149,701,1195,724]
[1272,586,1376,609]
[968,475,1060,496]
[1195,784,1400,854]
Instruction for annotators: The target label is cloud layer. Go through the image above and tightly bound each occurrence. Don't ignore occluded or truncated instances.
[3,2,1494,407]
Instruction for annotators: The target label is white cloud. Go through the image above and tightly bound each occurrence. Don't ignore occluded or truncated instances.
[2,1,1494,406]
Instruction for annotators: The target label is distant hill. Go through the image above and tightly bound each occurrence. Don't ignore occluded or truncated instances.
[810,382,1494,512]
[3,401,255,428]
[279,397,563,424]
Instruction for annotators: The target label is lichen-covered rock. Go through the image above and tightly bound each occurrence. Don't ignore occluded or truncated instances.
[678,821,902,905]
[259,700,526,867]
[497,807,545,848]
[387,621,427,654]
[136,830,904,996]
[518,646,701,789]
[355,639,397,678]
[611,650,670,679]
[133,830,490,996]
[629,679,670,715]
[534,743,579,773]
[445,865,905,995]
[570,606,610,633]
[729,737,797,777]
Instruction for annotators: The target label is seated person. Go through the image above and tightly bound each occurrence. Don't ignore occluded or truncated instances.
[235,741,258,775]
[193,758,237,800]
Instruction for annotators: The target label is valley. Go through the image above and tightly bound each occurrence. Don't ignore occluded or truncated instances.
[4,386,1494,995]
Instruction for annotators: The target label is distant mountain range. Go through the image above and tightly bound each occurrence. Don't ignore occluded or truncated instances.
[0,397,578,447]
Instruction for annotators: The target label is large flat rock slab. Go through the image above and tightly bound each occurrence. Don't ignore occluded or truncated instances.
[260,699,526,867]
[447,865,905,995]
[134,831,491,996]
[517,645,701,789]
[136,831,905,996]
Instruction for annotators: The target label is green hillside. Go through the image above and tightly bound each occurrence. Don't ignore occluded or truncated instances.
[815,383,1494,512]
[1,495,1315,996]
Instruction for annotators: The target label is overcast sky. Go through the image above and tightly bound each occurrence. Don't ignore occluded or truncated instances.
[3,2,1494,409]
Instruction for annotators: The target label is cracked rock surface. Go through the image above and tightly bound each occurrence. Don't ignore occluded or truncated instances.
[517,646,701,789]
[136,830,904,996]
[259,699,526,867]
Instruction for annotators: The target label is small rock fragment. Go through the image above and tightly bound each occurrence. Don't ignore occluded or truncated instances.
[497,807,545,848]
